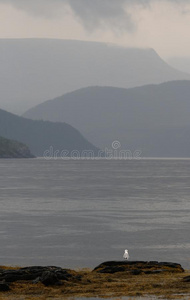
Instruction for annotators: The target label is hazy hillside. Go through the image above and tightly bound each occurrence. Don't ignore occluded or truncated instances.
[24,80,190,157]
[1,39,190,114]
[0,136,34,158]
[0,109,99,157]
[167,57,190,74]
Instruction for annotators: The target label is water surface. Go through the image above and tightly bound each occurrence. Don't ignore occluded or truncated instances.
[0,158,190,269]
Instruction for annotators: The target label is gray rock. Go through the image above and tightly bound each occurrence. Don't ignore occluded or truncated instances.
[0,266,74,284]
[93,261,184,274]
[40,271,62,286]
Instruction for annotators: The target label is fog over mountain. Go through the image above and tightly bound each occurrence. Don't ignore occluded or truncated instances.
[167,57,190,75]
[0,108,99,157]
[24,80,190,157]
[1,39,190,114]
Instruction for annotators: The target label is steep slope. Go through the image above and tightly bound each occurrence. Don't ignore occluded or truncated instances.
[1,39,190,113]
[0,136,34,158]
[0,109,99,157]
[24,80,190,157]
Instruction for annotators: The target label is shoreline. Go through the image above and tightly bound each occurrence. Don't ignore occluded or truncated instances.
[0,261,190,299]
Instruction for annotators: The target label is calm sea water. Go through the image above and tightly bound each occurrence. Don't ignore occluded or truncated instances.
[0,158,190,269]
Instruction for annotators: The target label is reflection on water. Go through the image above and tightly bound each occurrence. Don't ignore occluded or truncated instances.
[0,158,190,269]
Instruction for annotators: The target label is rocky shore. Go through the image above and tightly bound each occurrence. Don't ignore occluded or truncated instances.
[0,261,189,299]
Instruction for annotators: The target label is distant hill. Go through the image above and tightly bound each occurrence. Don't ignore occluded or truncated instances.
[0,109,99,157]
[167,57,190,75]
[0,136,34,158]
[0,39,190,114]
[24,80,190,158]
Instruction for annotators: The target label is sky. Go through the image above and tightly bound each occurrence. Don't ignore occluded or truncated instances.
[0,0,190,58]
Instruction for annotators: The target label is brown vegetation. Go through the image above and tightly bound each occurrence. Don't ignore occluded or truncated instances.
[0,263,190,299]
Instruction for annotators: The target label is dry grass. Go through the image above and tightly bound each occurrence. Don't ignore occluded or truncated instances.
[0,268,190,299]
[0,266,20,270]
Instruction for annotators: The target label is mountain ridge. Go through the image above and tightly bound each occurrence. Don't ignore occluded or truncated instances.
[23,80,190,157]
[1,38,190,113]
[0,108,99,157]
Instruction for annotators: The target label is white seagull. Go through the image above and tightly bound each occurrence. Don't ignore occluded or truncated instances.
[123,249,129,260]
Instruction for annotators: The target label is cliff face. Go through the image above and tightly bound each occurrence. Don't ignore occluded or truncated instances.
[0,136,35,158]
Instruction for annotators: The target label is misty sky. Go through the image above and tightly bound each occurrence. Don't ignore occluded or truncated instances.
[0,0,190,58]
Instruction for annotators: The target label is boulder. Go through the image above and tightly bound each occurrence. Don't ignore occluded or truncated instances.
[93,261,184,275]
[0,266,75,283]
[40,271,62,286]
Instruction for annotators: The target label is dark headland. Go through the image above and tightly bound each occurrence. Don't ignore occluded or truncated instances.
[0,261,190,299]
[0,136,35,158]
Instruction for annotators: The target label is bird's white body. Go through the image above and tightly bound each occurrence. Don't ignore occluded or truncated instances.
[123,249,129,260]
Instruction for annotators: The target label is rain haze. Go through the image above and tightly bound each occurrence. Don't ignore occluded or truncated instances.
[1,2,190,298]
[0,0,190,57]
[1,0,190,112]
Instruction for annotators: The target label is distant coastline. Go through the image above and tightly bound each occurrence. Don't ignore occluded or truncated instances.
[0,136,35,159]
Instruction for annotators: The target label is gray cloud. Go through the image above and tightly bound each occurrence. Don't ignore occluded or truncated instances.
[0,0,189,32]
[68,0,135,32]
